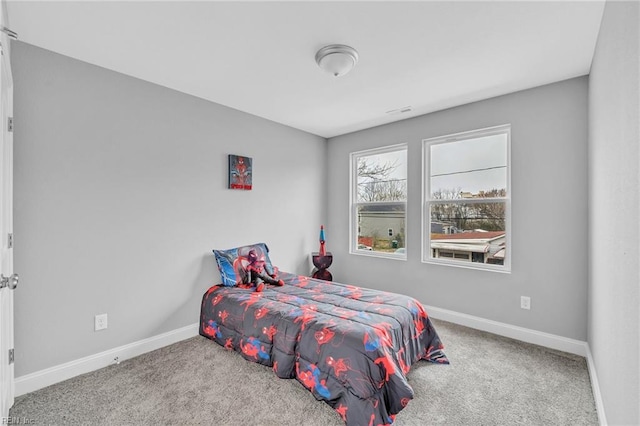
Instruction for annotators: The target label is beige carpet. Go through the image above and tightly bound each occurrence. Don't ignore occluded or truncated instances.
[9,319,598,425]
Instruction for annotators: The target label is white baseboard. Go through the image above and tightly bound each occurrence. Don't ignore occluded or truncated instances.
[425,304,607,425]
[15,322,200,397]
[585,345,608,426]
[424,304,588,356]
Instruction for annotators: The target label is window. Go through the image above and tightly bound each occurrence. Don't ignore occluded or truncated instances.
[350,144,407,258]
[423,125,511,272]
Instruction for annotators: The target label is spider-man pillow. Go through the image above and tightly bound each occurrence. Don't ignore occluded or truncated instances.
[213,243,274,287]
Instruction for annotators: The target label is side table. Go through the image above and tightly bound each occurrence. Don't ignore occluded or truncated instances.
[311,252,333,281]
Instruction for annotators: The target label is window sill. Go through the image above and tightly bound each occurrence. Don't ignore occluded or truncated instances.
[422,258,511,273]
[350,250,407,261]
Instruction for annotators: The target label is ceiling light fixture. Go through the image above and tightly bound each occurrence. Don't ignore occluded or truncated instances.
[315,44,359,77]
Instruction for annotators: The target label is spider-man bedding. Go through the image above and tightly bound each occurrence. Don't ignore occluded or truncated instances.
[199,272,448,425]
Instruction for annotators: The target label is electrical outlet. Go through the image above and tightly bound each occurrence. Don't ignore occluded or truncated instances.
[95,313,108,331]
[520,296,531,310]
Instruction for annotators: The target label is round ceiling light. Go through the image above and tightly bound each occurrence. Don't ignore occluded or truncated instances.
[315,44,359,77]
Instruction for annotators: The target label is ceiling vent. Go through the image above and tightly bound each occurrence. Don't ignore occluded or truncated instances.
[385,106,413,115]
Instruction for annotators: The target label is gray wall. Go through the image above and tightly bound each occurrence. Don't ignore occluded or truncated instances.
[327,77,588,341]
[588,1,640,424]
[12,42,327,377]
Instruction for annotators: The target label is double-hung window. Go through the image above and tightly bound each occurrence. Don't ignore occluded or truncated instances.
[423,125,511,272]
[350,144,407,259]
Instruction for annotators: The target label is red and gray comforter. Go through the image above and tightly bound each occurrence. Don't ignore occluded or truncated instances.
[199,272,448,425]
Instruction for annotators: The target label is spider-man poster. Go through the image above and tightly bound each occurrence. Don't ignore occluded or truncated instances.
[228,154,252,190]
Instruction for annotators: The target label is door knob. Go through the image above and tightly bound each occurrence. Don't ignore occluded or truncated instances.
[0,273,18,290]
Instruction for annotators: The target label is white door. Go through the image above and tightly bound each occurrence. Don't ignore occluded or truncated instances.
[0,1,16,417]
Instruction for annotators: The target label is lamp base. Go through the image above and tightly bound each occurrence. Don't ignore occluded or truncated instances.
[312,268,333,282]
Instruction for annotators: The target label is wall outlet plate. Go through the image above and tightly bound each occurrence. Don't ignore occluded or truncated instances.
[95,313,108,331]
[520,296,531,310]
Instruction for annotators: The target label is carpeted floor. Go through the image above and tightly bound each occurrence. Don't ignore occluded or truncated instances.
[9,319,598,425]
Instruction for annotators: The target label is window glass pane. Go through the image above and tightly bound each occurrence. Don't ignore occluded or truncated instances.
[430,134,507,199]
[357,203,405,253]
[429,202,506,265]
[352,145,407,258]
[357,150,407,202]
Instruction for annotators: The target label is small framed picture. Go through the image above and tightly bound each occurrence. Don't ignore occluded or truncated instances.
[228,154,252,190]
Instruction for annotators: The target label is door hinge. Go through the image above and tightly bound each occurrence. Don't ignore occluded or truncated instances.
[7,233,13,249]
[8,349,14,364]
[8,117,13,132]
[0,27,18,40]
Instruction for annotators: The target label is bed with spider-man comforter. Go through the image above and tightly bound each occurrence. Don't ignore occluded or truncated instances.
[199,272,448,425]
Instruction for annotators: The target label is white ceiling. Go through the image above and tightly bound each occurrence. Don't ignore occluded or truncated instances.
[6,1,606,138]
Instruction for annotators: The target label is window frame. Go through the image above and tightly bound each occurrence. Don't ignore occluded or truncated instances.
[422,124,511,273]
[350,143,408,260]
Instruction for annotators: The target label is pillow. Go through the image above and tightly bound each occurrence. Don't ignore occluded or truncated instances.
[213,243,274,287]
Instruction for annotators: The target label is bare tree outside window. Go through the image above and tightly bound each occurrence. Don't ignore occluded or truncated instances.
[357,158,407,202]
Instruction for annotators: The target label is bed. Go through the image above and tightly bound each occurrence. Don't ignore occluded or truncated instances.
[200,243,448,425]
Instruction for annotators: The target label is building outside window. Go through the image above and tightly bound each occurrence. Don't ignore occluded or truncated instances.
[423,125,511,272]
[350,144,407,258]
